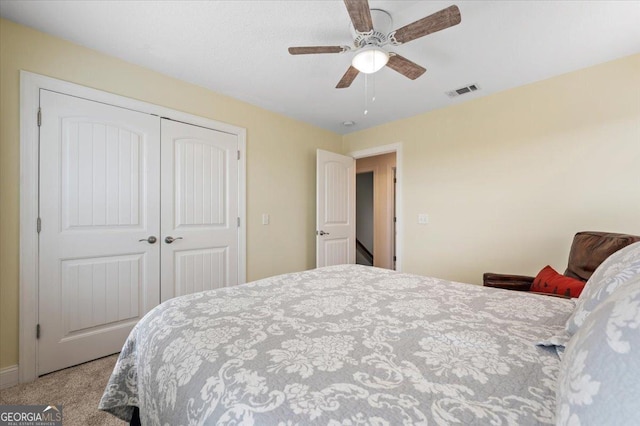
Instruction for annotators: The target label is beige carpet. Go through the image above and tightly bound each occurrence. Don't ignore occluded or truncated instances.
[0,354,126,425]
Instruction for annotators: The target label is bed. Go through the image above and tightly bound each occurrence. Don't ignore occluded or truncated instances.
[99,247,640,425]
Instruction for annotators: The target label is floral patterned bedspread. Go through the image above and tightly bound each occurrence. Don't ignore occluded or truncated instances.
[99,265,575,425]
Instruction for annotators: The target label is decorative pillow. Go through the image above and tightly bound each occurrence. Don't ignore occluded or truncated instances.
[565,241,640,335]
[531,265,585,298]
[556,277,640,426]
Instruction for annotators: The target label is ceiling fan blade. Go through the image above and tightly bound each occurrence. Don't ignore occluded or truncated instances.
[391,5,461,44]
[288,46,346,55]
[386,54,426,80]
[336,66,360,89]
[343,0,373,33]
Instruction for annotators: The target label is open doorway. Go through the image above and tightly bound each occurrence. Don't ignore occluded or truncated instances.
[356,172,374,266]
[355,152,397,270]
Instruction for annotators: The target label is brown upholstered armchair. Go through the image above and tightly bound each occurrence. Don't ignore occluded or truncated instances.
[483,231,640,292]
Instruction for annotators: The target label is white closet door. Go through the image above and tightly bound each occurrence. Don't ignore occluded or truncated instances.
[38,90,160,375]
[160,119,239,301]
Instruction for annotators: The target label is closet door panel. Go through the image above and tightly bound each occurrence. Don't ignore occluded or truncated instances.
[160,119,239,301]
[38,89,160,375]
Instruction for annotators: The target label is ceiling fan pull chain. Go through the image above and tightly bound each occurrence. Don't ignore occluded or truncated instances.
[372,73,376,103]
[364,73,369,115]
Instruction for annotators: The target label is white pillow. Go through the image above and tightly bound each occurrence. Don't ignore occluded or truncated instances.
[565,241,640,335]
[556,276,640,425]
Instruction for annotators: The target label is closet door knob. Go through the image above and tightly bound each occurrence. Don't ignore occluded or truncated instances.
[165,236,183,244]
[138,236,157,244]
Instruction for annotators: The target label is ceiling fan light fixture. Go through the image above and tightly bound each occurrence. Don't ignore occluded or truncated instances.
[352,46,389,74]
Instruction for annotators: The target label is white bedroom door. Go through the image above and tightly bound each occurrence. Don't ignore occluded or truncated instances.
[160,119,239,301]
[316,149,356,267]
[38,90,161,375]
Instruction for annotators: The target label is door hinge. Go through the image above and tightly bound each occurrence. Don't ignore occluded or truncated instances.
[37,107,42,127]
[237,150,240,160]
[36,324,40,339]
[393,256,397,261]
[237,217,240,227]
[37,217,42,233]
[393,217,397,223]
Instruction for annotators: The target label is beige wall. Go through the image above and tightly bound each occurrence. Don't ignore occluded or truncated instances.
[344,54,640,285]
[0,19,342,369]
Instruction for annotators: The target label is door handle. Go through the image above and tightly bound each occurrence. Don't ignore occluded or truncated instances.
[317,230,330,236]
[138,236,157,244]
[165,236,183,244]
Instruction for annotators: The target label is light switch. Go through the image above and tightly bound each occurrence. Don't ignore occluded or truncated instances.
[418,213,429,224]
[262,213,270,225]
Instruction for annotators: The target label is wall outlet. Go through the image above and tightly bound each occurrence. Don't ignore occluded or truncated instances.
[418,213,429,224]
[262,213,270,225]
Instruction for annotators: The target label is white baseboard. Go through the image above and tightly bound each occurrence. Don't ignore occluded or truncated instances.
[0,365,19,390]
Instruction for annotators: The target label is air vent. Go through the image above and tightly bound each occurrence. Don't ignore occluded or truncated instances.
[446,83,480,98]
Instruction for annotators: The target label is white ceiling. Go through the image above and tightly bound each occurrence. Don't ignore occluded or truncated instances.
[2,1,639,134]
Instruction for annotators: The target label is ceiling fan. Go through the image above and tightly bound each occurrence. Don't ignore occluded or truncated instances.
[288,0,461,88]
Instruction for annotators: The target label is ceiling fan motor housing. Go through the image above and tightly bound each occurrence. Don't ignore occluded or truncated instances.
[351,9,393,48]
[354,30,387,48]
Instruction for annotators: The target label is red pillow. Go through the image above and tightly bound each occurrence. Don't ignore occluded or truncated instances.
[531,265,586,298]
